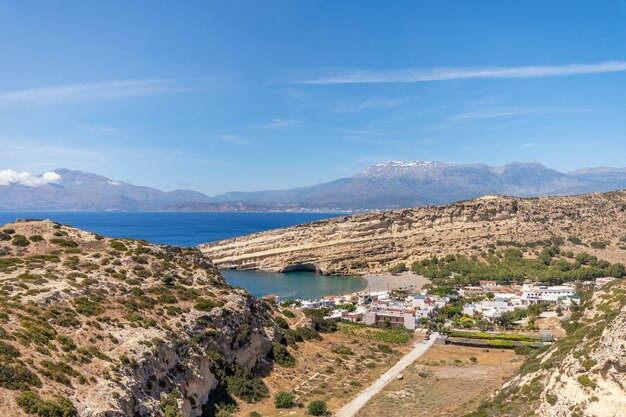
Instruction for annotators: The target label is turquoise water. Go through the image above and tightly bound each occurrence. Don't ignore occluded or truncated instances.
[221,269,366,299]
[0,211,360,299]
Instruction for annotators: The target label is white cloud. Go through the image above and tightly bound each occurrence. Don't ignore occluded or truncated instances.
[333,97,408,113]
[0,169,61,187]
[444,110,521,122]
[215,135,251,145]
[294,61,626,84]
[0,79,194,106]
[263,118,302,129]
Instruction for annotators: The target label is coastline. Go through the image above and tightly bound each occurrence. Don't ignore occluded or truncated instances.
[361,271,430,292]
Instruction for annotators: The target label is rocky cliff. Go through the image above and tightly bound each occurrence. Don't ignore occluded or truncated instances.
[468,279,626,417]
[200,191,626,275]
[0,220,281,416]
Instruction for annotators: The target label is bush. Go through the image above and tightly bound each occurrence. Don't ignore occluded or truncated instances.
[273,391,295,408]
[17,390,77,417]
[577,374,595,388]
[194,298,221,312]
[590,241,607,249]
[12,235,30,247]
[29,235,44,242]
[388,263,407,274]
[225,366,269,403]
[0,363,42,390]
[308,400,327,416]
[50,238,79,248]
[109,241,128,251]
[282,309,295,318]
[271,343,295,367]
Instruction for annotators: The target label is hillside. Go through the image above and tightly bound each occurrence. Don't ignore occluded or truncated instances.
[200,191,626,275]
[0,220,283,417]
[468,279,626,417]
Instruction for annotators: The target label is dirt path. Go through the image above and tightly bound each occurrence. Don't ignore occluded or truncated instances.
[335,332,438,417]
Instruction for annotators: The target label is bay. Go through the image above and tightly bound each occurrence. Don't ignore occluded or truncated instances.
[221,269,366,300]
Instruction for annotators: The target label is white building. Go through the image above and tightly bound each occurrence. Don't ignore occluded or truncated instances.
[520,285,576,305]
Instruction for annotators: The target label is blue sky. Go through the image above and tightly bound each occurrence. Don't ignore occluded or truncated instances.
[1,1,626,194]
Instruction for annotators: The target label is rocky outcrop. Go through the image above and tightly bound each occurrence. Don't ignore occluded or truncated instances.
[470,279,626,417]
[0,220,281,416]
[200,192,626,275]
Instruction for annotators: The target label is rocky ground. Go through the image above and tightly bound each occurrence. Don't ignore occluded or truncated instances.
[200,191,626,275]
[0,220,282,417]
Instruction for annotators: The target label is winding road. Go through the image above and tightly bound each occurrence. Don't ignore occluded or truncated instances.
[335,332,439,417]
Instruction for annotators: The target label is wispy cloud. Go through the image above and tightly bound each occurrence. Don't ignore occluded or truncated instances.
[333,97,409,113]
[215,134,251,145]
[0,79,195,106]
[293,61,626,84]
[444,110,521,123]
[262,118,302,129]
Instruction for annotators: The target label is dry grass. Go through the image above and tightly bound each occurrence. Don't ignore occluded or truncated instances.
[235,331,415,417]
[356,345,523,417]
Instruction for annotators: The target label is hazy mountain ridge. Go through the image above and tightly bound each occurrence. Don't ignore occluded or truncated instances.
[198,161,626,211]
[3,162,626,211]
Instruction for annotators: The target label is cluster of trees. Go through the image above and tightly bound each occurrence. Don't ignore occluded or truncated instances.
[410,247,625,286]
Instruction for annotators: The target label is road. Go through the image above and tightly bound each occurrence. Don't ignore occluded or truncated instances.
[334,332,438,417]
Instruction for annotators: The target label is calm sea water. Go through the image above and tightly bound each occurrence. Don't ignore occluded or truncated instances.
[0,211,366,299]
[221,270,366,300]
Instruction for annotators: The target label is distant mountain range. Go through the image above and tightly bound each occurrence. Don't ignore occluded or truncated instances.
[2,162,626,211]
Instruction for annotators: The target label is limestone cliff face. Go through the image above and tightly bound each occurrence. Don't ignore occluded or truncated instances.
[200,192,626,275]
[470,280,626,417]
[0,220,280,417]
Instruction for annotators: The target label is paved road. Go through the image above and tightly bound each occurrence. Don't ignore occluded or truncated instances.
[335,332,438,417]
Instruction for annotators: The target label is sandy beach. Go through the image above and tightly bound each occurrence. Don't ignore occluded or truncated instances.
[362,271,431,292]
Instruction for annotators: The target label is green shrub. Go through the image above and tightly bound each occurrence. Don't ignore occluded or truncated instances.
[17,390,78,417]
[29,235,44,242]
[273,391,295,408]
[194,298,221,312]
[388,262,407,274]
[50,238,78,248]
[274,316,289,329]
[577,374,595,388]
[271,343,295,367]
[109,241,128,251]
[282,309,295,318]
[590,241,607,249]
[12,234,30,247]
[225,366,269,403]
[308,400,327,416]
[0,363,42,389]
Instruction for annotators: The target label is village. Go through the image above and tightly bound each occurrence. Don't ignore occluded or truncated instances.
[266,275,618,346]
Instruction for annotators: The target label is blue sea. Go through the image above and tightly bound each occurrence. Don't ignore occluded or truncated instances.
[0,212,367,299]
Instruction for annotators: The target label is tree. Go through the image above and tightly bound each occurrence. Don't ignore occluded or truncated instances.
[274,391,295,408]
[308,400,327,416]
[388,263,407,274]
[485,292,495,300]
